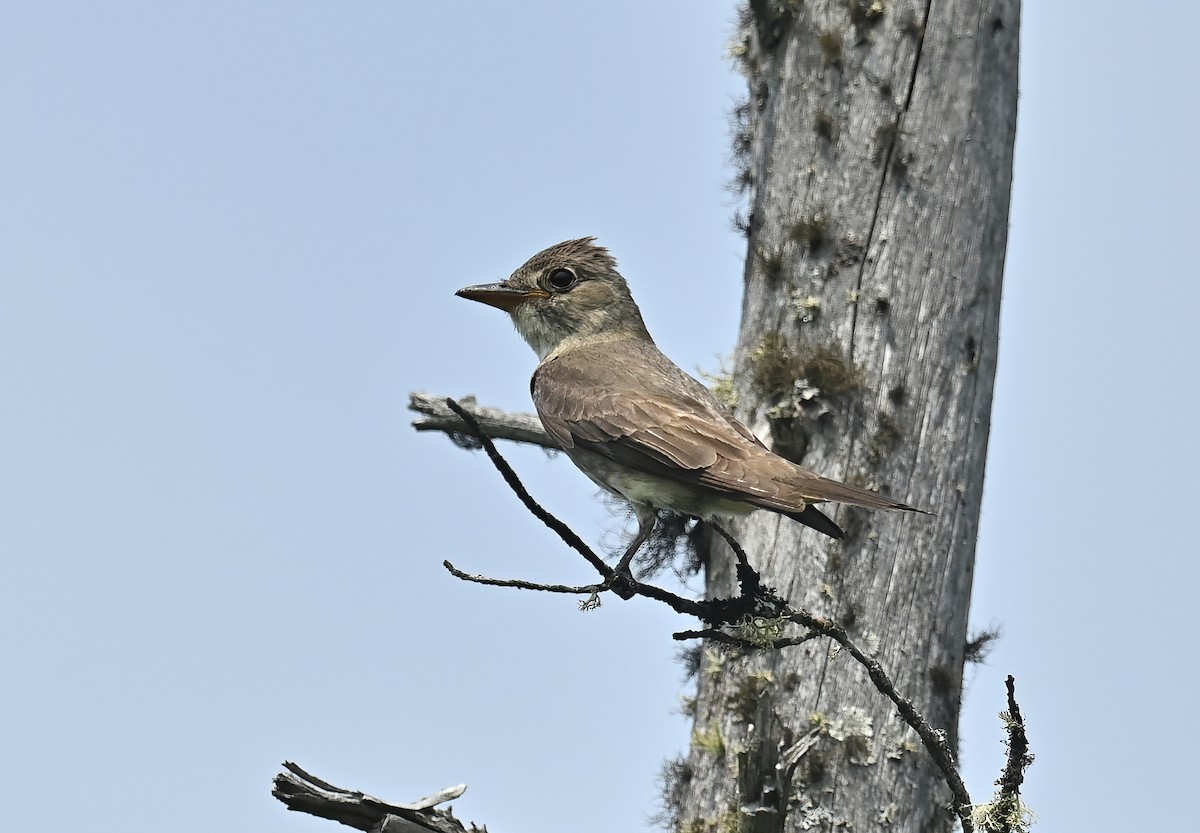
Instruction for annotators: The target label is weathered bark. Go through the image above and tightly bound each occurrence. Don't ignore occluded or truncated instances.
[669,2,1018,832]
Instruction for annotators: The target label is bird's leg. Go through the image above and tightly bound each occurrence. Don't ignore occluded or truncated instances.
[615,505,658,578]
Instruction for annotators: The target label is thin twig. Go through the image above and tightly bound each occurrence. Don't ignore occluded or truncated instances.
[676,602,973,830]
[710,522,763,600]
[444,560,605,595]
[781,608,974,830]
[443,398,614,580]
[673,627,822,648]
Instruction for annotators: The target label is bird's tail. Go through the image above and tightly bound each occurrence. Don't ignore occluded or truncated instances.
[780,476,931,540]
[794,475,927,514]
[788,504,846,539]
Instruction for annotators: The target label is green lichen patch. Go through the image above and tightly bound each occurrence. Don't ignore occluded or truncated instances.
[729,670,776,724]
[692,723,727,759]
[750,332,801,399]
[703,647,728,676]
[750,333,862,402]
[796,346,863,397]
[732,616,787,647]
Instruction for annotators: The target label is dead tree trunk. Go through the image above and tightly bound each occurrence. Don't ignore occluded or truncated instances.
[667,2,1018,831]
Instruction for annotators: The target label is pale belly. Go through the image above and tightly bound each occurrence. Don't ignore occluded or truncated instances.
[563,446,756,522]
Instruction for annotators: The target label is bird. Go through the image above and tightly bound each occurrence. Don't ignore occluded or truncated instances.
[456,237,925,575]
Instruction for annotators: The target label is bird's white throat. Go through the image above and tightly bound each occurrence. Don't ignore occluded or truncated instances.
[509,308,560,360]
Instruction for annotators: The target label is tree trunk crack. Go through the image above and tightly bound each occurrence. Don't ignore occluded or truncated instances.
[847,0,934,349]
[842,2,936,511]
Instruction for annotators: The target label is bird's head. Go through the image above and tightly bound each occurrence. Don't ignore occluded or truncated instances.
[456,237,652,360]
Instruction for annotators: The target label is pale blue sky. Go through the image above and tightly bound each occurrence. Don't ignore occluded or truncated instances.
[3,3,1197,832]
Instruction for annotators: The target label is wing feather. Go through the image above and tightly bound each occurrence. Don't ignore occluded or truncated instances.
[532,340,922,516]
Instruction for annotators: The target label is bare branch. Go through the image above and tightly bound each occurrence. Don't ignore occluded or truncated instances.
[444,560,605,595]
[409,392,554,450]
[780,609,975,830]
[441,398,614,580]
[672,627,821,649]
[272,762,483,833]
[709,522,764,601]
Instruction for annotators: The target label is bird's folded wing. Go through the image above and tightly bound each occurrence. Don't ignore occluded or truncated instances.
[533,348,922,514]
[532,350,801,504]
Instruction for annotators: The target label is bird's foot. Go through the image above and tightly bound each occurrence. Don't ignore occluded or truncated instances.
[609,562,638,600]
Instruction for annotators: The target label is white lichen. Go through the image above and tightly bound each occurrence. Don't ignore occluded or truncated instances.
[970,798,1036,832]
[827,706,878,765]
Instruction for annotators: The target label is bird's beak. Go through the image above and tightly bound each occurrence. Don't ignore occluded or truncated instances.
[455,282,549,312]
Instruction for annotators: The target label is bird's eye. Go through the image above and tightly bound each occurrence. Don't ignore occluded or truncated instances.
[547,268,576,291]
